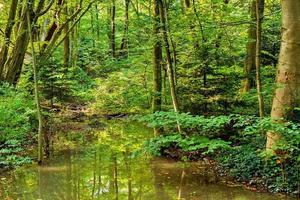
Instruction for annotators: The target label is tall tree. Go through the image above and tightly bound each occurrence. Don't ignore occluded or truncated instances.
[4,0,54,84]
[266,0,300,150]
[158,0,180,114]
[255,0,265,118]
[110,0,116,58]
[64,1,70,68]
[241,0,256,93]
[27,5,43,164]
[4,0,32,84]
[120,0,130,55]
[0,0,18,79]
[152,0,163,135]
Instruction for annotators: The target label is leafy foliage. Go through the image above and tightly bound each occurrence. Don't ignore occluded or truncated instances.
[0,84,34,168]
[139,111,300,194]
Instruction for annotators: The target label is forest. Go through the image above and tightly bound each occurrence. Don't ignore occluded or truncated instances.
[0,0,299,199]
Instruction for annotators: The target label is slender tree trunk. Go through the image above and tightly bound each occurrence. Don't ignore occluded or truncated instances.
[255,0,265,118]
[266,0,300,151]
[64,1,70,68]
[164,0,177,86]
[158,0,180,113]
[158,0,182,132]
[241,0,256,93]
[120,0,130,56]
[0,0,18,79]
[27,8,43,164]
[95,4,100,39]
[110,0,116,58]
[152,0,163,135]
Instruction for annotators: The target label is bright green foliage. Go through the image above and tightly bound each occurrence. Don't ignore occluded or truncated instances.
[139,111,300,194]
[145,133,230,156]
[137,111,257,138]
[0,84,34,168]
[91,68,151,114]
[39,58,74,103]
[0,84,36,142]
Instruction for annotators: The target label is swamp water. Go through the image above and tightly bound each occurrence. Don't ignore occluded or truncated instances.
[0,120,296,200]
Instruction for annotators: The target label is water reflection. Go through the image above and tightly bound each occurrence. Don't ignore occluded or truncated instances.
[0,120,295,200]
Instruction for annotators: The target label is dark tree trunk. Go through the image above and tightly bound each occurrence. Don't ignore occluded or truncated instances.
[110,0,116,58]
[120,0,130,56]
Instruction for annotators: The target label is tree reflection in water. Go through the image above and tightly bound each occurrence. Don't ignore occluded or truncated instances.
[0,120,295,200]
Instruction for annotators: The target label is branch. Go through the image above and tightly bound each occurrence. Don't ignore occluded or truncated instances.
[0,28,15,48]
[35,0,46,14]
[43,1,95,58]
[36,0,55,18]
[52,2,94,54]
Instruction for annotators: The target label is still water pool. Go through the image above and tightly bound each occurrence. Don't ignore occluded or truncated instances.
[0,120,296,200]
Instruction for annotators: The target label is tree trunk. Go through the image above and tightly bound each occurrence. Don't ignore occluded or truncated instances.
[120,0,130,56]
[158,0,182,133]
[158,0,180,114]
[0,0,18,79]
[27,8,43,164]
[241,0,256,93]
[152,0,163,135]
[4,1,31,85]
[255,0,265,118]
[64,2,70,68]
[266,0,300,151]
[110,0,116,58]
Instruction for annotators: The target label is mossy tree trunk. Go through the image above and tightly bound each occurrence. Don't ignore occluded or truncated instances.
[64,1,70,68]
[241,0,256,93]
[0,0,18,79]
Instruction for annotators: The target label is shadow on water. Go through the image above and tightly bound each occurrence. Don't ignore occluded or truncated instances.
[0,120,296,200]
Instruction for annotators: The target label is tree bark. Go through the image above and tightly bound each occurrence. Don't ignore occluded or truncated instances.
[110,0,116,58]
[27,7,43,164]
[64,1,70,68]
[255,0,265,118]
[266,0,300,150]
[152,0,163,135]
[158,0,182,133]
[4,0,55,84]
[0,0,18,79]
[4,0,32,85]
[158,0,180,114]
[120,0,130,56]
[241,0,256,93]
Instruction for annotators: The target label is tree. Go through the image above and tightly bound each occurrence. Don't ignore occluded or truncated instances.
[0,0,18,79]
[266,0,300,150]
[27,5,43,164]
[158,0,180,114]
[152,0,163,135]
[255,0,265,118]
[109,0,116,58]
[241,0,256,93]
[120,0,130,56]
[64,1,71,68]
